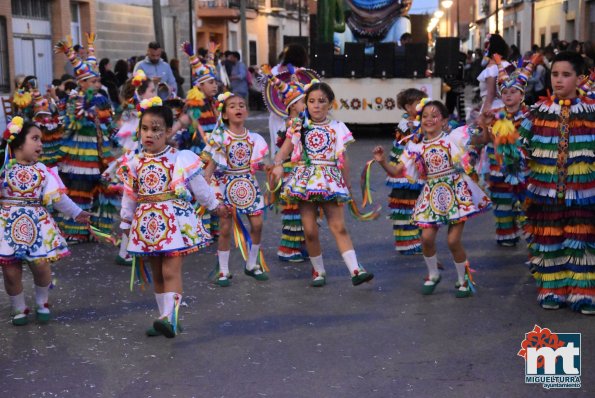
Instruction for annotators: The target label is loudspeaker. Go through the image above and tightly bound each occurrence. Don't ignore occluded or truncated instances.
[404,43,428,78]
[394,45,406,77]
[312,43,334,78]
[333,54,344,77]
[373,42,395,78]
[434,37,460,77]
[344,42,365,78]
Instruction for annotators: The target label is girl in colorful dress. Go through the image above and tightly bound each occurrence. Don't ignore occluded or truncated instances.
[118,98,227,337]
[260,65,310,262]
[103,70,156,265]
[373,101,491,297]
[54,34,116,242]
[272,82,374,287]
[0,118,90,325]
[384,88,427,254]
[518,52,595,314]
[482,54,538,247]
[204,93,269,286]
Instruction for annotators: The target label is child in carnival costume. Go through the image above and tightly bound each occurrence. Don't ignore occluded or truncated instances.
[102,70,157,265]
[203,92,270,286]
[260,64,310,262]
[373,101,492,297]
[179,41,221,236]
[272,81,375,287]
[517,52,595,314]
[480,53,540,247]
[0,118,91,325]
[382,88,428,255]
[118,97,227,337]
[54,33,117,242]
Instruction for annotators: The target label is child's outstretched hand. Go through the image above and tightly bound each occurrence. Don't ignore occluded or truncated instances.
[75,211,92,224]
[372,146,386,163]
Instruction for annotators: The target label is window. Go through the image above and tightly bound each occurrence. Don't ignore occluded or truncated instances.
[0,17,9,92]
[70,2,82,47]
[11,0,50,20]
[249,40,257,66]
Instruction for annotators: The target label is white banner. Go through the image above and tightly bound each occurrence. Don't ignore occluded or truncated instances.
[325,78,441,124]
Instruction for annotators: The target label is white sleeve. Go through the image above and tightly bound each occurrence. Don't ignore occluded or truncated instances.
[120,193,137,229]
[188,174,220,211]
[52,194,83,220]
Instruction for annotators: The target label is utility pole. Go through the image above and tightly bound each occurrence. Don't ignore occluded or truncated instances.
[240,0,248,61]
[152,0,164,45]
[188,0,194,48]
[298,0,302,37]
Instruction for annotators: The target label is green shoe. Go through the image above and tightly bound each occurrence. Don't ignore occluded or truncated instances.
[153,318,176,338]
[244,268,269,281]
[421,274,441,295]
[217,273,231,287]
[455,283,473,298]
[351,269,374,286]
[541,299,560,310]
[146,322,183,337]
[580,304,595,315]
[311,271,326,287]
[35,305,51,324]
[11,309,30,326]
[115,255,133,266]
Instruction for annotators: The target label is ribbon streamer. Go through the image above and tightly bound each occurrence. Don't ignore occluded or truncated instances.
[89,225,121,246]
[464,262,477,293]
[360,159,376,207]
[348,200,381,221]
[130,256,152,291]
[171,294,180,334]
[231,208,252,261]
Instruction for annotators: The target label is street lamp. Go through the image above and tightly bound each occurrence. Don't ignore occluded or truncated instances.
[441,0,453,8]
[434,10,444,18]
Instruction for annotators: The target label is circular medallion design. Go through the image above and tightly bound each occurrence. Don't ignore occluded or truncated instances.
[12,214,37,245]
[7,165,42,193]
[226,177,257,209]
[426,147,449,174]
[429,182,455,216]
[136,206,172,247]
[228,141,252,169]
[139,163,169,195]
[305,129,330,154]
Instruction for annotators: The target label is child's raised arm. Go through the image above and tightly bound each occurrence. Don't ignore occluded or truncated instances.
[373,145,405,178]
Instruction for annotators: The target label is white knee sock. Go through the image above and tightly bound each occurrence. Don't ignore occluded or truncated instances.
[310,254,326,276]
[423,255,440,280]
[154,292,165,315]
[34,284,51,314]
[455,260,468,285]
[9,291,27,313]
[341,250,360,275]
[161,292,181,323]
[119,234,130,258]
[218,250,230,276]
[246,244,261,272]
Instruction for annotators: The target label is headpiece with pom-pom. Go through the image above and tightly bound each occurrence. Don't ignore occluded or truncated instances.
[13,89,32,109]
[181,41,217,86]
[54,34,99,81]
[494,53,539,95]
[1,116,25,176]
[414,97,431,121]
[132,69,148,87]
[186,86,205,107]
[139,96,163,112]
[260,64,307,112]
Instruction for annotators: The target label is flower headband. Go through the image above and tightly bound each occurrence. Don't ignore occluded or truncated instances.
[132,69,148,87]
[3,116,24,144]
[139,96,163,112]
[303,79,321,93]
[415,97,432,121]
[216,92,235,112]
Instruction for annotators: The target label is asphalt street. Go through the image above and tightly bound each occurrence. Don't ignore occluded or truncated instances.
[0,110,592,398]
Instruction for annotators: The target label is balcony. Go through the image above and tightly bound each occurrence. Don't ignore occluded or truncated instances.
[197,0,259,19]
[257,0,306,14]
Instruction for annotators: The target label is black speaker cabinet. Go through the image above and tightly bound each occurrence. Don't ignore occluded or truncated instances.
[404,43,428,78]
[343,42,365,78]
[434,37,460,77]
[333,54,344,77]
[312,43,334,78]
[373,42,395,78]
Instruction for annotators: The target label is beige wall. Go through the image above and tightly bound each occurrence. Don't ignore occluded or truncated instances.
[0,0,15,93]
